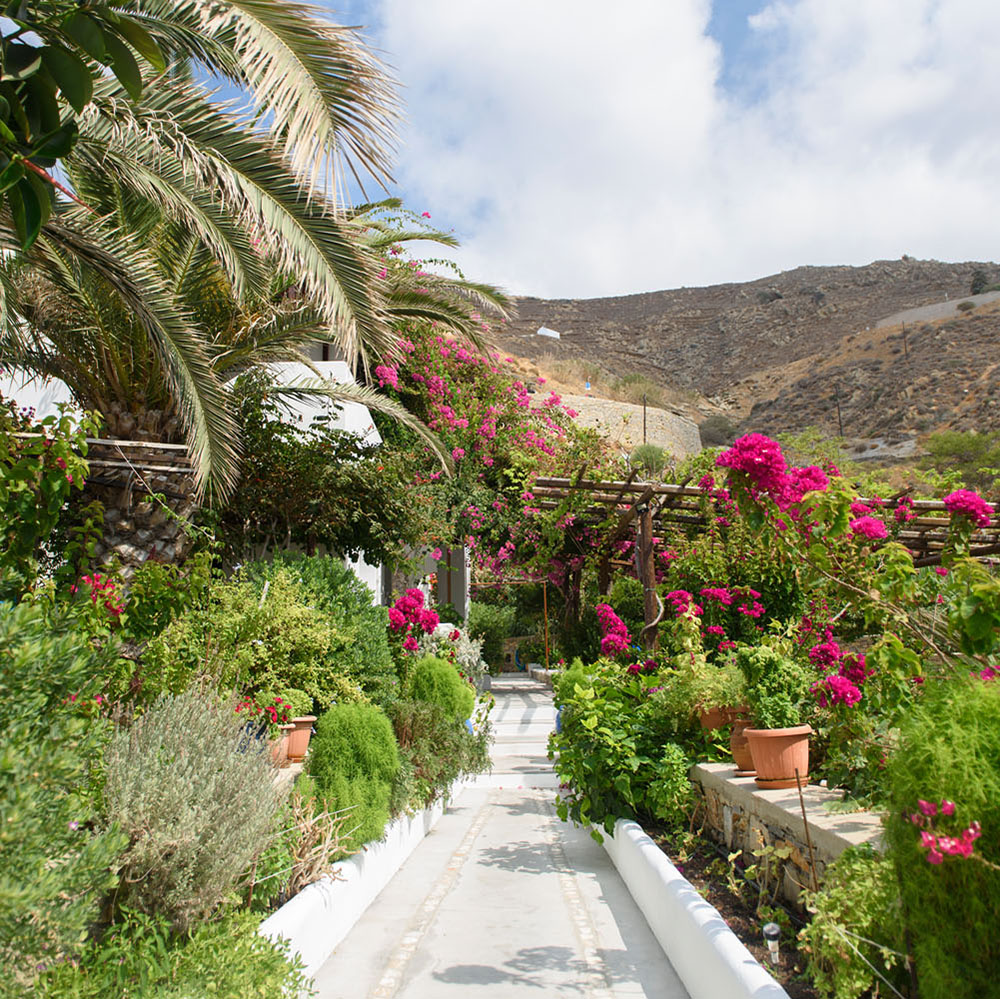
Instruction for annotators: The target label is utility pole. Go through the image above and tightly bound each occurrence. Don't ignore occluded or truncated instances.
[902,323,909,361]
[642,393,647,444]
[834,382,844,438]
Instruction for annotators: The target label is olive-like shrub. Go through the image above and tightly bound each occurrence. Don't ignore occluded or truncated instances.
[103,687,285,931]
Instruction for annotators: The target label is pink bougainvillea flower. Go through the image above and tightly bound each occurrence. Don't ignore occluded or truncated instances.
[940,799,956,816]
[943,488,993,528]
[917,799,938,817]
[421,211,431,217]
[850,516,888,540]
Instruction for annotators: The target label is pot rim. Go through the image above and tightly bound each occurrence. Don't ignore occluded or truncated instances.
[743,724,812,738]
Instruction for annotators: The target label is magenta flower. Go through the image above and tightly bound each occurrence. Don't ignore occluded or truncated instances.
[943,489,994,528]
[918,799,938,817]
[850,515,888,540]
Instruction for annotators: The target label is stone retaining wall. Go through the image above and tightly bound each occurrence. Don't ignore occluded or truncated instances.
[691,763,883,906]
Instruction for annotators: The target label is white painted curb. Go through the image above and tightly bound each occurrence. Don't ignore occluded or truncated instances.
[259,783,467,979]
[601,819,790,999]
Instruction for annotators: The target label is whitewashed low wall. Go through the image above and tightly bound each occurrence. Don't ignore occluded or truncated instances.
[259,785,466,979]
[601,818,789,999]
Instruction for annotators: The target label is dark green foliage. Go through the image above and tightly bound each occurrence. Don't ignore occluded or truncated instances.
[922,429,1000,492]
[798,845,907,999]
[35,909,310,999]
[550,670,693,836]
[698,413,737,447]
[608,577,645,637]
[262,553,398,705]
[222,373,430,567]
[406,655,475,721]
[389,699,491,808]
[0,602,126,996]
[308,702,400,852]
[970,269,989,295]
[736,646,811,729]
[467,601,516,667]
[885,676,1000,999]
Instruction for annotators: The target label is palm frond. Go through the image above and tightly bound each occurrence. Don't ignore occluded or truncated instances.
[273,378,453,475]
[31,214,242,500]
[80,82,392,371]
[136,0,399,195]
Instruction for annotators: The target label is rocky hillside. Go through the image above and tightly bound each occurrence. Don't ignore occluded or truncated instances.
[496,258,1000,442]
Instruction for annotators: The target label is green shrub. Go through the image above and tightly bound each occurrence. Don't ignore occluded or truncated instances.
[0,602,126,997]
[36,908,311,998]
[607,577,645,637]
[467,601,516,667]
[405,655,475,721]
[628,443,670,477]
[885,675,1000,999]
[308,702,400,852]
[103,687,285,931]
[645,743,694,827]
[736,646,811,729]
[389,699,491,809]
[551,669,691,836]
[798,845,906,999]
[698,413,737,447]
[261,554,398,705]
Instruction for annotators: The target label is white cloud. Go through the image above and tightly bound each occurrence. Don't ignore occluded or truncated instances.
[361,0,1000,297]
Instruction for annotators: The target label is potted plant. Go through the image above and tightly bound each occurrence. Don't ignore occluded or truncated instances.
[687,655,745,730]
[736,646,812,789]
[236,694,293,764]
[283,687,316,763]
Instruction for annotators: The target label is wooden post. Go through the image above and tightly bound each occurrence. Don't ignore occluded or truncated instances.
[636,503,659,650]
[598,554,611,596]
[542,580,550,670]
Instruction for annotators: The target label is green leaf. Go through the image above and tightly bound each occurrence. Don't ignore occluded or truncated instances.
[4,42,42,81]
[0,158,24,192]
[32,122,77,160]
[63,12,106,62]
[11,175,42,246]
[113,17,166,73]
[41,46,93,113]
[102,32,142,100]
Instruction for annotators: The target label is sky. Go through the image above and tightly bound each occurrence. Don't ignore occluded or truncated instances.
[319,0,1000,299]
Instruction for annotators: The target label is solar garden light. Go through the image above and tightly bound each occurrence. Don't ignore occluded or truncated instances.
[762,922,781,965]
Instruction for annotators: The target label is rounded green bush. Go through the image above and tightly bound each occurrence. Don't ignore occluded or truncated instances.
[308,702,400,851]
[885,675,1000,999]
[405,655,475,721]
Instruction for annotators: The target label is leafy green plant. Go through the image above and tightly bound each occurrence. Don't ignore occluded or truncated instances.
[35,908,312,999]
[798,845,906,999]
[884,675,1000,999]
[405,655,475,721]
[736,646,811,729]
[0,602,126,996]
[103,687,285,931]
[550,670,691,837]
[388,699,491,809]
[645,743,694,828]
[467,601,516,668]
[308,702,400,852]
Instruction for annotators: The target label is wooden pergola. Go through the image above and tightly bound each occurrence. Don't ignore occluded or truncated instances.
[532,473,1000,648]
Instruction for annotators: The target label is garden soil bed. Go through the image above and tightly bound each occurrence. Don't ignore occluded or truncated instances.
[648,826,820,999]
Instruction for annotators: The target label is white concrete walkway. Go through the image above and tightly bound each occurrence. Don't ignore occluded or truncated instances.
[312,675,689,998]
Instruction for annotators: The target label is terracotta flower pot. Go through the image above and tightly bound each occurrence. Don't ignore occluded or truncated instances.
[698,705,728,730]
[729,719,756,776]
[744,725,811,790]
[285,716,317,763]
[270,723,295,767]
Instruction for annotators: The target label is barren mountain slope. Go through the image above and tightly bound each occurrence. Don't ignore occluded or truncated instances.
[495,257,1000,439]
[500,258,999,397]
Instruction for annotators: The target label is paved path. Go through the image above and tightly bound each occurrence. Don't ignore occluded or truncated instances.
[312,675,689,998]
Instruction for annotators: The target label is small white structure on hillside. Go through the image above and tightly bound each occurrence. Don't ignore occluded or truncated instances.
[536,326,561,340]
